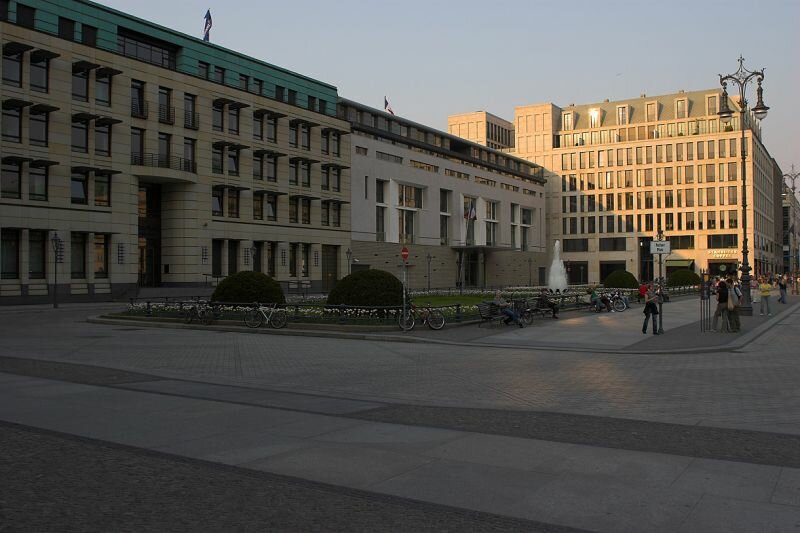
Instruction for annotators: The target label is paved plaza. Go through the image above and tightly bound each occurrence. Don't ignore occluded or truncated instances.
[1,296,800,531]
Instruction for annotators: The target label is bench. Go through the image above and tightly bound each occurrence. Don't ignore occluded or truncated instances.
[477,302,507,327]
[527,297,555,318]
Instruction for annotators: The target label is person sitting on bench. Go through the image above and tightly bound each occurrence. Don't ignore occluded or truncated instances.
[493,290,524,327]
[539,288,559,319]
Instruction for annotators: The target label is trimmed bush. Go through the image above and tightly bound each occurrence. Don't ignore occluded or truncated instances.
[327,269,403,306]
[667,269,701,287]
[603,270,639,289]
[211,271,285,304]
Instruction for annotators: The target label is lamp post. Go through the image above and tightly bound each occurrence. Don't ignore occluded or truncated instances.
[50,232,63,309]
[250,246,258,272]
[345,248,352,275]
[426,252,432,291]
[655,229,666,334]
[718,55,769,316]
[784,166,800,290]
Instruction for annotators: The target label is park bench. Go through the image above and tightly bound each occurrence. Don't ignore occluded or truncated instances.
[527,297,555,318]
[477,302,507,327]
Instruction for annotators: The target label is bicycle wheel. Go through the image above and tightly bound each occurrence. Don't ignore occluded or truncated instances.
[398,311,415,331]
[426,310,446,330]
[269,309,288,329]
[612,298,626,312]
[521,310,534,325]
[244,308,263,328]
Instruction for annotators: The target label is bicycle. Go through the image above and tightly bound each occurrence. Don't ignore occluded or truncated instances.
[243,302,288,329]
[180,301,215,325]
[398,303,446,331]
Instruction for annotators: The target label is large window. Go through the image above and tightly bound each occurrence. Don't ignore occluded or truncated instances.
[29,230,46,279]
[95,124,111,156]
[2,108,21,142]
[95,175,110,206]
[29,166,48,201]
[94,235,108,278]
[212,103,224,132]
[212,188,224,216]
[707,234,738,249]
[71,120,88,153]
[228,107,239,134]
[71,173,88,204]
[399,209,415,244]
[2,52,22,86]
[563,239,589,252]
[1,229,20,279]
[72,69,88,101]
[253,193,263,220]
[117,29,177,69]
[398,185,423,208]
[266,194,277,221]
[1,162,21,199]
[70,233,87,279]
[30,56,49,92]
[212,146,223,174]
[227,189,240,218]
[95,72,111,105]
[131,127,144,164]
[29,112,48,146]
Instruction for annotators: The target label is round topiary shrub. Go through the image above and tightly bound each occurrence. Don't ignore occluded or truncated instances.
[211,271,285,304]
[603,270,639,289]
[667,269,701,287]
[327,269,403,306]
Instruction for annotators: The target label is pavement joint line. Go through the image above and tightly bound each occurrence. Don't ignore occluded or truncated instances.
[88,299,800,355]
[0,420,586,533]
[4,361,800,470]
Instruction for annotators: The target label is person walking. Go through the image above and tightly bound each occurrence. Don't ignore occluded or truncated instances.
[727,277,741,333]
[711,277,729,332]
[642,285,659,335]
[777,275,788,304]
[759,277,773,316]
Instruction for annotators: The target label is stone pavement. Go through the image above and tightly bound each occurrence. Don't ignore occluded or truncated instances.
[1,298,799,531]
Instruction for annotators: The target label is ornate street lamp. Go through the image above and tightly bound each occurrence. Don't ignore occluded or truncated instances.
[718,56,769,316]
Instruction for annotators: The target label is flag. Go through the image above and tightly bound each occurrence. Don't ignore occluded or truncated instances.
[203,9,213,42]
[464,205,476,220]
[384,96,394,115]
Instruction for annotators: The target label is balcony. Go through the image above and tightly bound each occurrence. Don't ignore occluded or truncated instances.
[131,100,149,119]
[158,104,175,125]
[131,152,197,183]
[184,111,200,130]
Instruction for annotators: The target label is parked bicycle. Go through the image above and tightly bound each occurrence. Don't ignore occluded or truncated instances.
[398,303,446,331]
[244,302,288,329]
[180,301,216,325]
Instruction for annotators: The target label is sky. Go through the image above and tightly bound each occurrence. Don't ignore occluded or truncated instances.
[99,0,800,176]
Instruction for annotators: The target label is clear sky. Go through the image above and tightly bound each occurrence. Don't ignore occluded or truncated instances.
[99,0,799,175]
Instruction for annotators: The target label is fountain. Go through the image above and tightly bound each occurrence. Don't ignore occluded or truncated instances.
[547,240,568,292]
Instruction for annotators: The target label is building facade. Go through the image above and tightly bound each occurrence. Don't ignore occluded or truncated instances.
[447,111,514,151]
[451,90,783,283]
[1,0,351,303]
[782,181,800,276]
[339,99,547,290]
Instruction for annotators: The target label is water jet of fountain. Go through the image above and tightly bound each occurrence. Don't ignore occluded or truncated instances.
[547,240,568,292]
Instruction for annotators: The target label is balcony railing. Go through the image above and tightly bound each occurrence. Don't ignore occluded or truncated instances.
[184,111,200,130]
[131,153,197,173]
[158,104,175,125]
[131,100,149,119]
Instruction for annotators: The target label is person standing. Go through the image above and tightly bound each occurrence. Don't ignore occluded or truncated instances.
[711,277,729,332]
[642,285,659,335]
[727,277,741,333]
[777,275,788,304]
[759,277,773,316]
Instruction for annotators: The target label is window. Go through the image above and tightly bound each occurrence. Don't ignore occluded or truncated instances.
[1,229,20,279]
[158,133,171,164]
[28,230,46,279]
[307,95,316,111]
[198,61,210,79]
[398,185,423,208]
[117,29,177,68]
[71,233,86,279]
[399,209,415,244]
[376,151,403,164]
[158,86,173,124]
[95,124,111,156]
[1,162,21,199]
[562,112,573,131]
[0,0,9,21]
[239,74,249,90]
[131,127,144,164]
[301,198,311,224]
[289,122,298,147]
[213,66,225,83]
[71,120,88,153]
[376,206,386,241]
[289,197,298,223]
[184,94,198,129]
[376,179,386,203]
[676,99,687,119]
[92,234,109,278]
[30,55,49,92]
[227,189,240,218]
[93,72,111,105]
[227,149,239,176]
[71,173,88,204]
[321,201,330,226]
[15,3,34,27]
[275,85,285,101]
[131,80,146,117]
[72,69,88,101]
[82,24,98,46]
[563,239,589,252]
[266,116,277,142]
[253,114,263,140]
[228,107,239,134]
[265,155,277,182]
[212,103,224,132]
[616,106,628,125]
[289,160,298,185]
[707,95,717,116]
[253,193,264,220]
[2,51,21,86]
[288,89,297,105]
[266,194,277,221]
[707,234,738,249]
[183,138,196,171]
[95,174,110,206]
[29,166,48,200]
[2,108,21,142]
[300,124,310,150]
[212,188,224,216]
[253,78,263,95]
[301,161,311,187]
[58,17,75,40]
[212,146,223,174]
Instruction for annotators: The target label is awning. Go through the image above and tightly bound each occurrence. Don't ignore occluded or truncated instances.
[31,49,60,62]
[665,259,694,268]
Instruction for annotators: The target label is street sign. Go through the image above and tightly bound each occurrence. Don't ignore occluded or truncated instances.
[400,246,409,262]
[650,240,671,255]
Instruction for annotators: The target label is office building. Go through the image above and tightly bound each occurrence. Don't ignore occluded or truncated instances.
[447,111,514,151]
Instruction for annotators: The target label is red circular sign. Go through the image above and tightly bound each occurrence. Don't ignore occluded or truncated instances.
[401,247,409,261]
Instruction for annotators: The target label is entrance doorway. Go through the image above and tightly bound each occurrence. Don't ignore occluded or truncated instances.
[137,184,161,287]
[321,245,338,292]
